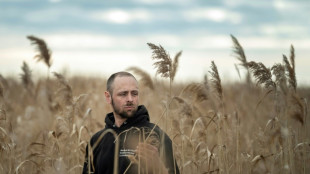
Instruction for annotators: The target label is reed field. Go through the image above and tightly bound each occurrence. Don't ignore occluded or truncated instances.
[0,35,309,174]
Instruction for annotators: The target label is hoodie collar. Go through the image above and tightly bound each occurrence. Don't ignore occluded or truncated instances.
[105,105,150,130]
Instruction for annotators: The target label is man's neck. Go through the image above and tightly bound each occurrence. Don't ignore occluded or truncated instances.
[114,114,127,127]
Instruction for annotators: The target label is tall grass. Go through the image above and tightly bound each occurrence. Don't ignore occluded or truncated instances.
[0,35,309,174]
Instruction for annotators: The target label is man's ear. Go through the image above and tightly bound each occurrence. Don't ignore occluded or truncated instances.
[104,91,112,104]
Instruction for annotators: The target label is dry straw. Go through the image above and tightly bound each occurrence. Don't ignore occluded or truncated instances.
[247,61,276,90]
[126,67,154,90]
[27,35,52,68]
[20,61,33,89]
[0,81,4,100]
[171,51,182,82]
[147,43,181,82]
[283,52,297,92]
[209,61,223,102]
[271,63,287,94]
[231,34,251,84]
[53,72,73,106]
[179,83,208,104]
[147,43,172,79]
[0,34,309,174]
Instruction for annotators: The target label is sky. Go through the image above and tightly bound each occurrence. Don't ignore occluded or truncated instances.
[0,0,310,85]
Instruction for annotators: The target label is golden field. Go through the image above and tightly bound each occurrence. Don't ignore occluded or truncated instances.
[0,36,309,174]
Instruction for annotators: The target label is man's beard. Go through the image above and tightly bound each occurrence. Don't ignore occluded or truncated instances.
[111,99,138,119]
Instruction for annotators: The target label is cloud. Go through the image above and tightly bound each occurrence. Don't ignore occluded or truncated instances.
[17,32,310,52]
[90,9,152,24]
[132,0,167,4]
[260,24,308,37]
[49,0,61,3]
[273,0,302,11]
[1,32,310,84]
[228,36,310,50]
[31,33,232,51]
[23,7,85,23]
[43,34,116,49]
[40,33,149,51]
[183,8,243,24]
[222,0,245,7]
[132,0,191,5]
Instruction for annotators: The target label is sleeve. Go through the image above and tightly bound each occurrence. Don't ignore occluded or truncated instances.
[82,131,100,174]
[82,144,93,174]
[162,132,180,174]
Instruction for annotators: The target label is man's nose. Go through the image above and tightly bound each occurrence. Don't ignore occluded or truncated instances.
[127,94,133,101]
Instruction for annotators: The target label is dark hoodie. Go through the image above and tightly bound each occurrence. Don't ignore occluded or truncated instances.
[82,105,180,174]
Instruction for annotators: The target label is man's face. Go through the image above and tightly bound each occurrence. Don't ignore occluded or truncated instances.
[109,76,139,119]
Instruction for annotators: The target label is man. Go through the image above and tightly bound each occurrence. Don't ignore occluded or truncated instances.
[82,72,179,174]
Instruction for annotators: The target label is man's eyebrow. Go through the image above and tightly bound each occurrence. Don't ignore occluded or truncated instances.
[117,89,138,92]
[117,91,128,93]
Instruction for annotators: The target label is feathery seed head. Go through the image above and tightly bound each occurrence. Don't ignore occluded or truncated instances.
[147,43,172,78]
[247,61,276,89]
[27,35,52,68]
[209,61,223,101]
[171,51,182,81]
[20,61,33,88]
[283,55,297,92]
[126,67,154,90]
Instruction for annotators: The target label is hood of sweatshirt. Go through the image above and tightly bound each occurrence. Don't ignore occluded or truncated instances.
[104,105,150,132]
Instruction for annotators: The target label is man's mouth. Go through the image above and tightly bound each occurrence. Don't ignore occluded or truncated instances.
[124,105,134,109]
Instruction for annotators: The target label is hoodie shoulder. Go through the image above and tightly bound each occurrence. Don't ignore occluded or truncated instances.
[90,128,107,146]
